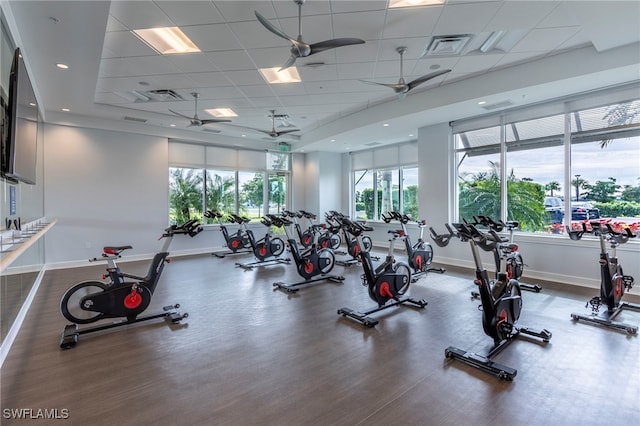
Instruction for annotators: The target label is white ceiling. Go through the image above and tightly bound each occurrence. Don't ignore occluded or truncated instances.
[3,0,640,153]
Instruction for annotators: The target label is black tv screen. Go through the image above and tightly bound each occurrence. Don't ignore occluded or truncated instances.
[3,48,38,185]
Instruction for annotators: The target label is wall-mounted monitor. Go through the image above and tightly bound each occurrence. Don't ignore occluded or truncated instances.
[1,47,39,185]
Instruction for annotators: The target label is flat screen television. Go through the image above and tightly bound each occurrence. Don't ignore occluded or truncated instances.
[1,47,39,185]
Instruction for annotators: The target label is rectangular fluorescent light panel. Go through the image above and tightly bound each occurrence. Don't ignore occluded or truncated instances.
[205,108,238,118]
[259,67,301,84]
[388,0,445,8]
[132,27,200,54]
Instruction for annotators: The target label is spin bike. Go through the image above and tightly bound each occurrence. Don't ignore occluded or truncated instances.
[59,220,203,349]
[329,211,377,266]
[386,211,446,281]
[234,214,290,270]
[441,222,551,380]
[204,210,252,258]
[337,218,427,328]
[568,221,639,334]
[469,216,542,294]
[269,215,345,293]
[282,210,315,248]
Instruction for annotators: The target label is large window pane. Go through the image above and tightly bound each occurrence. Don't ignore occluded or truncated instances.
[571,135,640,234]
[268,172,287,215]
[354,169,374,220]
[205,169,236,223]
[457,150,501,222]
[169,167,204,224]
[402,167,419,218]
[377,168,399,218]
[238,171,264,220]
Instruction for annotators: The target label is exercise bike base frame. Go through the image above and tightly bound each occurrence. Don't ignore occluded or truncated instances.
[273,274,345,293]
[571,301,640,335]
[472,280,542,298]
[337,297,428,328]
[410,266,447,283]
[235,257,291,270]
[336,254,380,267]
[444,325,551,381]
[60,304,187,349]
[212,248,253,258]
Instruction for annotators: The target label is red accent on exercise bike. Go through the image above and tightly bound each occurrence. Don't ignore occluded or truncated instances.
[304,261,315,274]
[496,309,508,330]
[614,277,623,297]
[507,264,513,280]
[123,288,143,309]
[103,248,116,255]
[259,245,268,256]
[303,235,312,246]
[415,255,422,271]
[353,245,360,256]
[231,240,240,249]
[379,282,394,300]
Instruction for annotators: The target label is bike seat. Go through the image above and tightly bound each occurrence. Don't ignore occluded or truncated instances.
[103,245,132,256]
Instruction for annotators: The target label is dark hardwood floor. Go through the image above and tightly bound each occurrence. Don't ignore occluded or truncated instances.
[2,249,639,425]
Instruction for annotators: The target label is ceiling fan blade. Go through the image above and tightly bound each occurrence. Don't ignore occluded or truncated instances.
[200,118,232,124]
[279,54,298,71]
[407,69,452,91]
[169,109,193,120]
[276,129,300,136]
[359,80,407,91]
[255,11,296,44]
[309,38,365,55]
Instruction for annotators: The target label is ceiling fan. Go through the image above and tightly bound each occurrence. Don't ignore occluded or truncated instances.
[359,47,452,99]
[255,0,365,71]
[238,110,300,138]
[168,92,232,127]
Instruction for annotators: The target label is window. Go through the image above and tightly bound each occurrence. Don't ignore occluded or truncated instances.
[453,95,640,235]
[205,169,236,224]
[168,144,291,224]
[352,167,418,220]
[169,167,204,224]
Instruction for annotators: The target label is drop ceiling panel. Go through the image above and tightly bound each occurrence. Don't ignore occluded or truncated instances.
[183,71,233,87]
[99,56,184,78]
[298,64,339,82]
[222,69,267,86]
[334,39,380,63]
[272,0,331,17]
[511,26,583,53]
[376,38,430,61]
[108,1,175,30]
[484,1,560,32]
[165,53,218,73]
[156,1,226,26]
[182,23,244,52]
[102,31,154,59]
[453,54,503,74]
[213,1,278,22]
[336,62,376,80]
[331,10,386,39]
[373,59,418,78]
[204,50,257,71]
[276,14,336,43]
[329,0,389,14]
[382,6,443,39]
[238,85,277,98]
[228,20,289,49]
[433,1,502,35]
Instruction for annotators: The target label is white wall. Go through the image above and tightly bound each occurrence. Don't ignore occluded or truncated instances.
[43,124,215,266]
[304,151,343,218]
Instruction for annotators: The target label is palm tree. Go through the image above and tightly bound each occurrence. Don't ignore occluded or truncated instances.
[545,181,561,196]
[206,172,235,218]
[169,168,203,224]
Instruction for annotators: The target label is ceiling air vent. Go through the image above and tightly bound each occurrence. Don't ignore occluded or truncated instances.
[423,34,472,57]
[481,100,514,111]
[145,89,184,102]
[123,116,147,123]
[202,128,221,134]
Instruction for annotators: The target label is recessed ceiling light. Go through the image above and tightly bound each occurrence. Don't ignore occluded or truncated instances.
[170,124,176,127]
[56,63,69,69]
[205,108,238,118]
[29,102,36,107]
[409,133,414,137]
[388,0,445,8]
[61,108,70,112]
[259,67,301,84]
[478,101,487,105]
[383,123,390,127]
[330,139,336,142]
[132,27,200,54]
[241,134,247,137]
